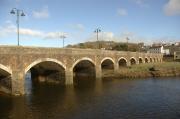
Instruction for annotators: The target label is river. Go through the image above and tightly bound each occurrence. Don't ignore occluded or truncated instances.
[0,77,180,119]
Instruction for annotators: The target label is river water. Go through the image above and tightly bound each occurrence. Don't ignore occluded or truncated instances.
[0,77,180,119]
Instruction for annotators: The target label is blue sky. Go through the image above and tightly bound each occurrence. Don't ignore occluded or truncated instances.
[0,0,180,47]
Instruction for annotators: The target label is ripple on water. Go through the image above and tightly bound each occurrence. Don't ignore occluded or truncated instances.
[0,77,180,119]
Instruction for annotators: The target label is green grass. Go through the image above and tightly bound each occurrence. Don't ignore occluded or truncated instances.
[102,62,180,78]
[120,62,180,72]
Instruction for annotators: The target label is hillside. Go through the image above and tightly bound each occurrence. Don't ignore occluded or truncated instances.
[67,41,146,52]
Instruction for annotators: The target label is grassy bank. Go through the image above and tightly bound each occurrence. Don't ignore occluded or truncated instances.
[103,62,180,79]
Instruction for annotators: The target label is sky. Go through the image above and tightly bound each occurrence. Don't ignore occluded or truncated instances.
[0,0,180,47]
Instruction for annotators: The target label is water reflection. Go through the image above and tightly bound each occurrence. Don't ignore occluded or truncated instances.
[0,77,180,119]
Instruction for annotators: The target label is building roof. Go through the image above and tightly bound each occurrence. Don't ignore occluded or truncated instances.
[149,46,162,49]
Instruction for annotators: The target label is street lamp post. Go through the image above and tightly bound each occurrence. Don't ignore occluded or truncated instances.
[60,33,66,48]
[10,8,25,46]
[94,28,101,49]
[126,37,129,51]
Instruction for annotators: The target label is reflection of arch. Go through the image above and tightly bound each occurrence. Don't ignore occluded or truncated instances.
[145,57,149,63]
[130,57,137,65]
[118,57,128,67]
[25,58,66,74]
[101,57,114,70]
[72,57,95,70]
[139,57,143,64]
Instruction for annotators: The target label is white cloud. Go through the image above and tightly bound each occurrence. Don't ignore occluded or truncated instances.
[5,20,12,24]
[115,31,139,42]
[100,32,114,41]
[0,24,45,38]
[44,32,68,39]
[133,0,148,7]
[0,22,67,40]
[87,32,115,42]
[32,6,49,19]
[15,0,21,3]
[0,23,16,37]
[164,0,180,16]
[19,28,44,37]
[86,30,153,44]
[117,8,128,16]
[69,23,85,31]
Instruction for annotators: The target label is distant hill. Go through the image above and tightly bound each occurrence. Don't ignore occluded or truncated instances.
[67,41,146,52]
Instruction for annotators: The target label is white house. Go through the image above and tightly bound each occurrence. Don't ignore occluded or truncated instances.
[175,42,180,46]
[148,45,170,55]
[174,51,180,61]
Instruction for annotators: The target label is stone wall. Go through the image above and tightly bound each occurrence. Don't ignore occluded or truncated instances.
[0,46,163,95]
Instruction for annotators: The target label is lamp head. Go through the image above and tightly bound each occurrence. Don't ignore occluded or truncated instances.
[10,9,15,14]
[21,12,25,16]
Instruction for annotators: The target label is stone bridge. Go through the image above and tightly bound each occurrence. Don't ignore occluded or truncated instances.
[0,46,163,95]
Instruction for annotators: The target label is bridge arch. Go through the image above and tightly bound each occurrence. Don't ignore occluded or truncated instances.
[139,57,143,64]
[25,58,66,74]
[24,58,66,85]
[118,57,128,67]
[156,57,159,62]
[150,58,153,63]
[0,64,12,75]
[153,58,156,62]
[72,57,96,84]
[145,57,149,63]
[101,57,115,70]
[71,57,95,70]
[130,57,137,65]
[101,57,115,64]
[0,64,12,94]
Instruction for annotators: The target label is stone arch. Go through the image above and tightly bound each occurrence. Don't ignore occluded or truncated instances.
[153,58,156,62]
[118,57,128,67]
[71,57,95,70]
[156,57,159,62]
[130,57,137,65]
[0,64,12,94]
[145,57,149,63]
[101,57,115,64]
[24,58,66,94]
[139,57,143,64]
[160,58,163,62]
[101,57,115,70]
[72,57,96,83]
[150,58,153,63]
[0,64,12,75]
[25,58,66,74]
[25,58,66,82]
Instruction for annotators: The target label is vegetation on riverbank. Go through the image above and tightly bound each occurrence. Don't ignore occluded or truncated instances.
[102,62,180,79]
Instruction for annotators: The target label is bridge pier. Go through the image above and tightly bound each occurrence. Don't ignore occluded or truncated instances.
[11,71,25,96]
[114,63,119,74]
[65,69,73,85]
[127,61,131,67]
[95,65,102,79]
